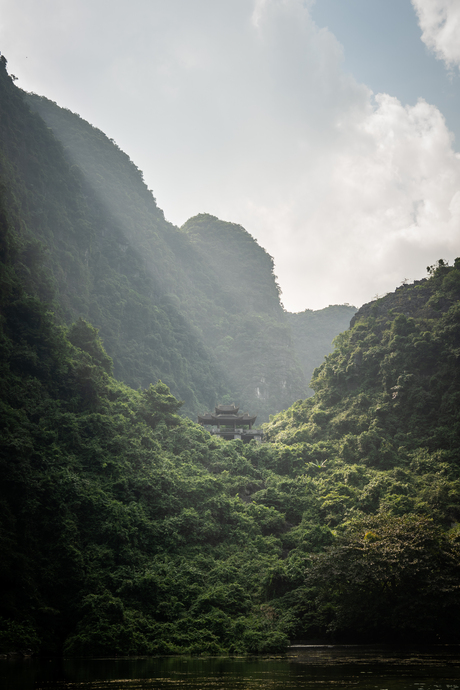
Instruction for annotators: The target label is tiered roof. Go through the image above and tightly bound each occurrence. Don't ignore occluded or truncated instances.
[198,404,257,429]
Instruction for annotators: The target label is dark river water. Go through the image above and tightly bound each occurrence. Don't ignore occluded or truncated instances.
[2,646,460,690]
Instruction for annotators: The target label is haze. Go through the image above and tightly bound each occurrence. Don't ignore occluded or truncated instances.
[1,0,459,311]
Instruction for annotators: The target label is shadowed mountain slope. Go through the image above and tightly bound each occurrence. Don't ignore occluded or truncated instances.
[14,89,307,421]
[0,63,229,416]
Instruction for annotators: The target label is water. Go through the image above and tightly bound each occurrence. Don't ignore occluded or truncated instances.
[1,646,460,690]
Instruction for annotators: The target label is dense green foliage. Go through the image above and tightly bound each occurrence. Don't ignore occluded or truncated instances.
[305,514,460,642]
[266,262,460,466]
[3,210,460,653]
[262,260,460,640]
[0,184,294,654]
[2,53,460,655]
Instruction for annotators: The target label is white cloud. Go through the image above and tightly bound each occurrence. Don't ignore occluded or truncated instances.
[411,0,460,69]
[268,93,460,310]
[0,0,459,310]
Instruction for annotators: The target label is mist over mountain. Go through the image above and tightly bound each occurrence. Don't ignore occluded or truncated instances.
[0,80,341,421]
[15,86,351,422]
[2,54,460,656]
[288,305,357,394]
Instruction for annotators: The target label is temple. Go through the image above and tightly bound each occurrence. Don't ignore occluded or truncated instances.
[198,404,263,442]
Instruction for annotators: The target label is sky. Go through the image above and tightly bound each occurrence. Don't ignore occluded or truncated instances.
[0,0,459,312]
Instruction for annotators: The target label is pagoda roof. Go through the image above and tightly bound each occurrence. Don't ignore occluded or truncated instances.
[198,412,257,426]
[215,404,239,415]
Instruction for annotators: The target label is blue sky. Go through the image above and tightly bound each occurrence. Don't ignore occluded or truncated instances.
[312,0,460,146]
[0,0,459,311]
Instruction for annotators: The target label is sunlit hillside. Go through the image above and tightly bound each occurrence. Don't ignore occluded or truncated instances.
[2,55,460,655]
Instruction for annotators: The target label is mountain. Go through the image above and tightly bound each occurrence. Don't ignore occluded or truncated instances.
[2,54,460,655]
[10,85,308,421]
[1,61,227,417]
[288,304,357,393]
[265,261,460,465]
[1,55,355,423]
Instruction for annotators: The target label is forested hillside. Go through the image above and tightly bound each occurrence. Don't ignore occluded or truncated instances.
[2,52,460,656]
[266,262,460,461]
[23,92,307,421]
[0,59,228,417]
[262,260,460,639]
[179,214,306,418]
[3,193,460,652]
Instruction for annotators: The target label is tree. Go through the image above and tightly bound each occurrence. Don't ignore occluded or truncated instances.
[68,319,113,374]
[305,514,460,642]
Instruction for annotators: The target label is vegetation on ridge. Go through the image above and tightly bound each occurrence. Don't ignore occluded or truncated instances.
[2,195,460,652]
[1,53,460,655]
